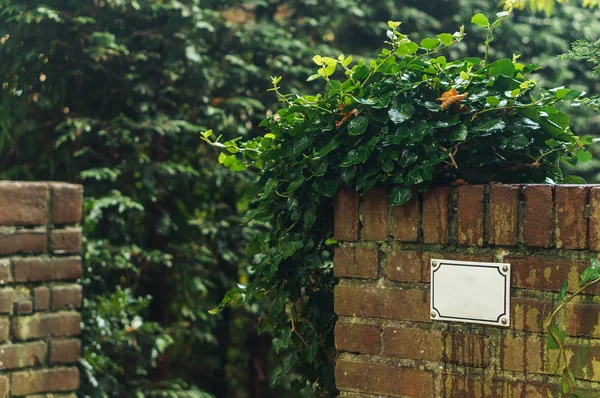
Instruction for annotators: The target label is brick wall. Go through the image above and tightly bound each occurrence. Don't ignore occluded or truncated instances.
[334,184,600,397]
[0,182,83,397]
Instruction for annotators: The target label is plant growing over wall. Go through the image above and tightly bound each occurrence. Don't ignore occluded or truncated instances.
[204,6,596,396]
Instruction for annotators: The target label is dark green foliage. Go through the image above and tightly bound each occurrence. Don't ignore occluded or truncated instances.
[205,9,596,395]
[2,0,600,397]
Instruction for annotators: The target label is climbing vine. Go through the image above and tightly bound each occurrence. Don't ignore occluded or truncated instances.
[203,6,595,395]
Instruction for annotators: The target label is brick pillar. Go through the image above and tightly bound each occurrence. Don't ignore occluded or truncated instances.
[333,185,600,397]
[0,182,83,397]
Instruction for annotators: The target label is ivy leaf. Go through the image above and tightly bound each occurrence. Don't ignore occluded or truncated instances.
[576,150,593,163]
[348,116,369,135]
[489,58,515,77]
[421,38,440,50]
[306,341,318,363]
[580,258,600,285]
[388,186,412,206]
[565,175,587,184]
[437,33,454,46]
[471,13,489,27]
[557,280,569,301]
[314,134,342,159]
[473,119,506,136]
[388,102,415,124]
[448,125,468,142]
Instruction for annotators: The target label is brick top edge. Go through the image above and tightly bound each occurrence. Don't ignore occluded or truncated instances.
[335,184,597,250]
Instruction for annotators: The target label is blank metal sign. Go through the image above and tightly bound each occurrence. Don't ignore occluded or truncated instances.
[430,259,510,327]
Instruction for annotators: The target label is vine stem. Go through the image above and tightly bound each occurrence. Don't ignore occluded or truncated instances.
[544,275,600,394]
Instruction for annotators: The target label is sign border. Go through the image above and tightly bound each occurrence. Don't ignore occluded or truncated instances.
[430,259,511,327]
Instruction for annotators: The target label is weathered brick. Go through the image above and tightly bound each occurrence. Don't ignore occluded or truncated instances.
[0,341,47,370]
[0,182,48,226]
[441,374,557,398]
[489,184,519,246]
[563,302,600,338]
[0,288,14,313]
[507,256,598,294]
[334,285,430,322]
[392,194,419,242]
[523,185,554,247]
[0,376,7,398]
[50,183,83,225]
[10,367,79,395]
[34,286,50,311]
[336,360,433,398]
[555,185,589,249]
[511,297,552,333]
[15,299,34,315]
[0,317,8,342]
[13,258,82,282]
[334,248,378,279]
[386,251,493,284]
[361,188,388,241]
[335,321,380,354]
[0,229,46,255]
[422,186,449,244]
[0,259,11,285]
[383,326,488,367]
[51,285,83,310]
[589,187,600,251]
[334,190,359,242]
[456,185,485,246]
[501,335,550,374]
[50,339,81,364]
[12,312,81,340]
[50,228,82,254]
[566,343,600,382]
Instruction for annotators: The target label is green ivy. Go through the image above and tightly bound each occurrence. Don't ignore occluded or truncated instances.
[203,8,597,395]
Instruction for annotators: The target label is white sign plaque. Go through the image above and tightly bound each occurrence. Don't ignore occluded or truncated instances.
[430,259,510,327]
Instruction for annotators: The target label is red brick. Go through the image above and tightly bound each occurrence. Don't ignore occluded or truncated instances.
[334,285,430,322]
[441,374,557,398]
[0,341,47,370]
[386,251,493,283]
[0,260,10,285]
[0,229,46,255]
[335,321,380,354]
[50,183,83,225]
[422,186,449,244]
[336,360,433,398]
[12,312,81,340]
[501,335,550,374]
[0,182,48,226]
[51,285,83,310]
[456,185,485,246]
[34,286,50,311]
[50,339,81,364]
[555,185,589,249]
[361,188,388,241]
[50,228,82,254]
[0,376,7,398]
[564,302,600,338]
[523,185,554,247]
[489,184,519,246]
[334,189,359,241]
[10,367,79,395]
[15,299,33,315]
[383,326,488,367]
[511,297,552,333]
[507,256,597,294]
[589,187,600,251]
[334,248,378,279]
[0,318,8,342]
[13,258,82,282]
[392,194,419,242]
[0,288,14,314]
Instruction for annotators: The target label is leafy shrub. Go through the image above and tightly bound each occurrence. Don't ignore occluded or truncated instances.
[204,8,595,395]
